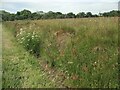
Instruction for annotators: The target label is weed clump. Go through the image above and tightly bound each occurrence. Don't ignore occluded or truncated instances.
[17,30,41,57]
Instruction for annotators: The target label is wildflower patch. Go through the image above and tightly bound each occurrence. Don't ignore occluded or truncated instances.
[17,30,41,57]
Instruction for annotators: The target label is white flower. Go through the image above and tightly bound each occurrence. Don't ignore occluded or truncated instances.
[68,62,73,64]
[19,32,22,35]
[94,62,97,64]
[32,35,34,38]
[35,35,38,37]
[21,37,25,40]
[33,32,35,35]
[20,28,23,31]
[16,34,19,37]
[48,43,51,47]
[28,39,30,41]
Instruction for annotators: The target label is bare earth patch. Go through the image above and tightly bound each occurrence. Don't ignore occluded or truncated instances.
[54,30,72,52]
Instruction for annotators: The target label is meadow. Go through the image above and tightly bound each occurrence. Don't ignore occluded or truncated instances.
[2,17,119,88]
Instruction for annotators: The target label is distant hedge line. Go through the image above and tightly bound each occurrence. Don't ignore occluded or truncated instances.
[0,9,120,21]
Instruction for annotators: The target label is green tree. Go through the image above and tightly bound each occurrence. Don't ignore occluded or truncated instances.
[86,12,92,17]
[1,10,10,21]
[55,12,64,19]
[20,9,32,19]
[102,12,109,17]
[76,12,86,18]
[9,14,15,21]
[66,12,76,18]
[31,12,42,20]
[109,10,118,17]
[15,9,32,20]
[92,14,98,17]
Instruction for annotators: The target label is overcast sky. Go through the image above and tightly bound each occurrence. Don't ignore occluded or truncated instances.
[0,0,119,14]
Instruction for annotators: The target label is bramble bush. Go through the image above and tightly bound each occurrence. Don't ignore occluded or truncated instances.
[17,29,41,57]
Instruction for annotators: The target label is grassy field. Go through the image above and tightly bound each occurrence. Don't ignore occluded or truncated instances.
[2,17,119,88]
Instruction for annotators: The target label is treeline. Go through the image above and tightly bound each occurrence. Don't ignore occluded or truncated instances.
[0,9,120,21]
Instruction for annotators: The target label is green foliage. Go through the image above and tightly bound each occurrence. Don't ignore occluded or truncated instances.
[1,10,11,21]
[31,12,42,20]
[76,12,86,18]
[2,26,57,88]
[17,9,32,20]
[3,17,119,88]
[102,10,119,17]
[1,10,119,21]
[86,12,93,17]
[17,30,41,57]
[66,12,76,18]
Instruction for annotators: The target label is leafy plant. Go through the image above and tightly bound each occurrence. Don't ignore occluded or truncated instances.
[17,30,41,57]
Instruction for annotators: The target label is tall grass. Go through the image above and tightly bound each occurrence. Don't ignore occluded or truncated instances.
[3,17,119,88]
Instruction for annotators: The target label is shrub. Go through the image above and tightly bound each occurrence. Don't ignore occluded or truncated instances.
[17,30,41,57]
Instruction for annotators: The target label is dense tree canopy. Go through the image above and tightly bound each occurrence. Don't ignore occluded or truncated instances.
[76,12,86,18]
[102,10,120,17]
[66,12,76,18]
[0,9,119,21]
[86,12,93,17]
